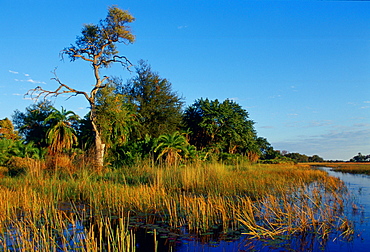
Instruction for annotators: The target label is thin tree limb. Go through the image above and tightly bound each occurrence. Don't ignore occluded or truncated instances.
[25,69,92,105]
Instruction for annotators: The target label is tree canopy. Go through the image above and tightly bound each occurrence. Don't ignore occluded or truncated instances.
[118,60,184,138]
[95,83,139,149]
[12,101,54,148]
[183,98,258,156]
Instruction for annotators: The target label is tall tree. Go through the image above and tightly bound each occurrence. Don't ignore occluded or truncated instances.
[119,60,184,138]
[26,6,135,167]
[183,98,258,156]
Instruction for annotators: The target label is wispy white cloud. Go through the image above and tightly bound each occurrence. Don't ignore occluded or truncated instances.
[347,101,370,109]
[15,78,46,84]
[353,123,370,128]
[269,94,282,99]
[177,25,188,29]
[260,125,274,129]
[307,120,332,127]
[10,71,46,84]
[27,79,46,84]
[289,85,298,91]
[285,120,333,128]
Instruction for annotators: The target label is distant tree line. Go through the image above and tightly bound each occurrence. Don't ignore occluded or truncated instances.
[350,153,370,162]
[279,152,325,163]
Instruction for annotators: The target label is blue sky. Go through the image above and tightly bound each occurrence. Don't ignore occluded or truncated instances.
[1,0,369,160]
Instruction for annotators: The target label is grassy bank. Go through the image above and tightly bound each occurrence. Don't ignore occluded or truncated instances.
[0,162,353,251]
[307,162,370,175]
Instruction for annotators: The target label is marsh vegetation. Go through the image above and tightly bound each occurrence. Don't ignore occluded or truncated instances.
[313,162,370,175]
[0,162,354,251]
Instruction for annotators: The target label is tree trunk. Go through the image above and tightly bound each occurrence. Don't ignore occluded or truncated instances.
[95,131,105,168]
[90,117,105,169]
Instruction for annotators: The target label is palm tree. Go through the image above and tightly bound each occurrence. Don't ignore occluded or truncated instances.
[44,107,78,154]
[154,131,189,166]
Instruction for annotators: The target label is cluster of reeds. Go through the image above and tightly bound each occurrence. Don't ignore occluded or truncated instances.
[0,161,353,251]
[0,201,135,251]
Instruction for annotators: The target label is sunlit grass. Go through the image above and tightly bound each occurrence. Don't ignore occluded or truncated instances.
[0,161,353,251]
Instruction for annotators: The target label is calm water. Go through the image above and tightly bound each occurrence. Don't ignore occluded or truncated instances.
[320,167,370,252]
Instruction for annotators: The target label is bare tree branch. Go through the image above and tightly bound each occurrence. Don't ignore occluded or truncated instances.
[65,47,94,63]
[100,55,133,70]
[25,69,92,105]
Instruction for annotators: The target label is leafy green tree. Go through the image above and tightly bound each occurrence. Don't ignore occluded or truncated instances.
[154,131,189,165]
[0,138,43,166]
[350,153,370,162]
[256,137,281,160]
[94,84,140,165]
[184,144,197,162]
[119,60,184,138]
[12,101,54,147]
[0,139,19,165]
[283,152,309,163]
[110,134,158,167]
[308,155,324,162]
[26,6,135,168]
[183,98,258,157]
[44,107,79,154]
